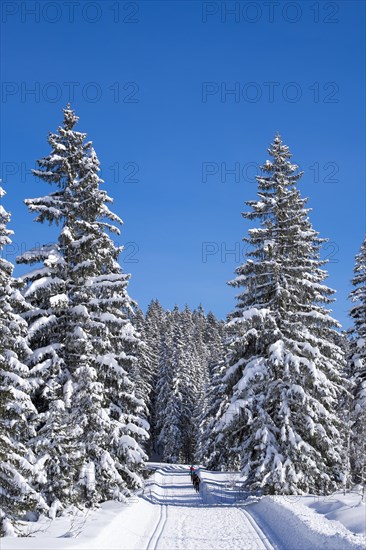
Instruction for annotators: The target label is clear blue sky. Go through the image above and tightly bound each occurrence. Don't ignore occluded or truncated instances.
[1,1,365,327]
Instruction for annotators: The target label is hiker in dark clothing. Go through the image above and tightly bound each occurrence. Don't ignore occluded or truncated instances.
[195,476,201,493]
[192,473,200,492]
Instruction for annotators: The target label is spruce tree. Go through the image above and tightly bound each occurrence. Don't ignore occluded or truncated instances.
[348,236,366,489]
[197,358,227,468]
[155,308,184,462]
[197,314,226,467]
[131,307,153,418]
[215,135,347,494]
[19,105,147,508]
[180,305,203,462]
[144,300,165,454]
[17,244,81,512]
[0,186,46,535]
[154,305,212,463]
[205,312,225,374]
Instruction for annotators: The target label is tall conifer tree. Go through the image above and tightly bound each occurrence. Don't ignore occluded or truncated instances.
[348,236,366,488]
[215,135,346,494]
[0,186,45,534]
[19,106,147,509]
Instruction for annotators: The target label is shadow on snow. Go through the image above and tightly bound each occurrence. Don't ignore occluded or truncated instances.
[141,467,250,508]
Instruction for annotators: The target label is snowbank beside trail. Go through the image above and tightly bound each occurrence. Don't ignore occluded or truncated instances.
[305,492,366,535]
[1,498,160,550]
[248,494,365,550]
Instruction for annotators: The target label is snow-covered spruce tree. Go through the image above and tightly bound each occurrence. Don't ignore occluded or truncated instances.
[155,311,173,459]
[144,300,165,454]
[154,307,192,462]
[196,315,226,467]
[0,186,46,536]
[153,304,222,463]
[17,244,83,513]
[155,309,182,462]
[204,311,225,375]
[179,305,204,462]
[19,105,148,508]
[131,307,153,416]
[196,358,227,468]
[191,304,209,367]
[215,135,347,494]
[348,236,366,488]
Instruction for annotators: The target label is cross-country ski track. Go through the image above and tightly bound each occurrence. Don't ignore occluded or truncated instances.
[2,463,365,550]
[145,504,168,550]
[142,466,272,549]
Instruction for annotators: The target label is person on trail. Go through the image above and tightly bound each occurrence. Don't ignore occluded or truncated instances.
[195,476,201,493]
[192,473,198,487]
[189,465,194,478]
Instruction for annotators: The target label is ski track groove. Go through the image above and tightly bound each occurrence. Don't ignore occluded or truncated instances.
[237,507,275,550]
[146,504,168,550]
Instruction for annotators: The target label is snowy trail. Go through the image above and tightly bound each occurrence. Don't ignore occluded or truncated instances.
[3,464,365,549]
[142,465,272,550]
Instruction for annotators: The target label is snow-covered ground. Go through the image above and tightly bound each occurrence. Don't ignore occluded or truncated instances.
[3,464,365,549]
[197,469,365,549]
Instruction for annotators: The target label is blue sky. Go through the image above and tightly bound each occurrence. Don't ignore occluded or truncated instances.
[1,0,365,327]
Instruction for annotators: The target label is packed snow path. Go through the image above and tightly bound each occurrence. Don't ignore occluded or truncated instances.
[141,465,273,550]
